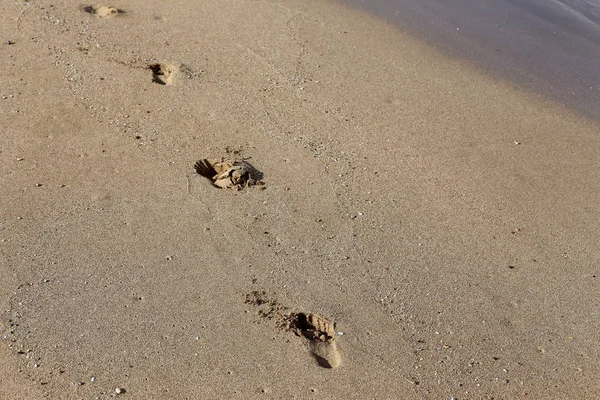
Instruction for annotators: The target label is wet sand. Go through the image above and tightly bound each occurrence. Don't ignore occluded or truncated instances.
[342,0,600,120]
[1,0,599,399]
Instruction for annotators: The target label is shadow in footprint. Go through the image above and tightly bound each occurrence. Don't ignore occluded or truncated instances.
[82,5,125,18]
[309,341,342,369]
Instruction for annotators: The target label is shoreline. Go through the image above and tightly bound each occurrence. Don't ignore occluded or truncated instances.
[339,0,600,121]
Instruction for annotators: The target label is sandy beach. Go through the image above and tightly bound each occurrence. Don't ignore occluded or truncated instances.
[1,0,599,399]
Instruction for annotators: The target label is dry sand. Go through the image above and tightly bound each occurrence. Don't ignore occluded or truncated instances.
[1,0,599,399]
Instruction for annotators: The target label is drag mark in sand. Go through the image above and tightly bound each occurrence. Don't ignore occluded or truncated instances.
[82,5,125,18]
[244,291,341,368]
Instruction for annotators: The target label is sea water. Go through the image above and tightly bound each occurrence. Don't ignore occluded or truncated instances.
[340,0,600,119]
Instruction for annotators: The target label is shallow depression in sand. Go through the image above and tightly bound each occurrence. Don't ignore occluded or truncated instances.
[245,291,342,369]
[82,5,125,18]
[195,158,264,190]
[148,63,178,85]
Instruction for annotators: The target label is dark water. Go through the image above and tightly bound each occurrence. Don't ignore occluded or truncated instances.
[340,0,600,120]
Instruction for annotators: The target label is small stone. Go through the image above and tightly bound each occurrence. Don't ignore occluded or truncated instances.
[90,376,97,382]
[6,40,15,45]
[115,387,125,394]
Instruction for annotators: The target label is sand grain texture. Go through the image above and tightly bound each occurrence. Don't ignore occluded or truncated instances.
[1,0,599,399]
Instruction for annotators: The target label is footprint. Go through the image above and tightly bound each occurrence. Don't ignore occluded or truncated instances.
[82,5,125,18]
[195,159,264,190]
[148,63,178,85]
[245,291,342,368]
[292,312,342,369]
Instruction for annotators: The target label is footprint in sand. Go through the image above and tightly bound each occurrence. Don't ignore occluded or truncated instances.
[148,63,178,85]
[195,159,264,190]
[245,291,341,368]
[82,5,125,18]
[291,312,342,369]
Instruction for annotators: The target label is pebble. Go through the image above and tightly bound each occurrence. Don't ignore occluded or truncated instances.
[115,387,125,394]
[6,40,14,45]
[90,376,97,382]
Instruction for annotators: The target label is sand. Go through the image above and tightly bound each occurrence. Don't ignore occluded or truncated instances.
[1,0,599,399]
